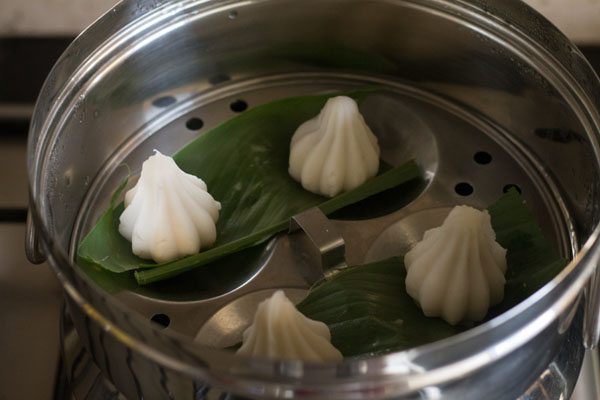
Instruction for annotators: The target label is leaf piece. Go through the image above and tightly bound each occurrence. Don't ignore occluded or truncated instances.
[297,190,568,356]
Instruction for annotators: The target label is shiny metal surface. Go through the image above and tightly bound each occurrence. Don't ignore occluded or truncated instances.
[572,351,600,400]
[27,0,600,399]
[61,306,125,400]
[59,303,597,400]
[584,269,600,348]
[289,206,346,274]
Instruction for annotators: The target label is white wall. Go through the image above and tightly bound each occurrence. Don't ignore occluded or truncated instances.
[1,0,600,43]
[0,0,116,36]
[525,0,600,43]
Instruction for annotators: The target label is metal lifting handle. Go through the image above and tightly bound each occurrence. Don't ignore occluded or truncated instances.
[25,211,47,264]
[289,207,346,279]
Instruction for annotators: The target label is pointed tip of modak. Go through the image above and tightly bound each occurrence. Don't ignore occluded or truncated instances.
[288,95,380,197]
[324,95,360,110]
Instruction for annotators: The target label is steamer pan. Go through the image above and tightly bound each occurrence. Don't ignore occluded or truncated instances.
[26,0,600,399]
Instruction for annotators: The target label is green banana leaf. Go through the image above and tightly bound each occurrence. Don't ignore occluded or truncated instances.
[77,90,422,285]
[297,189,569,357]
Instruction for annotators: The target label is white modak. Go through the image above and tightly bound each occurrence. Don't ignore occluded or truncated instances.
[237,290,343,362]
[404,206,507,325]
[288,96,380,197]
[118,151,221,263]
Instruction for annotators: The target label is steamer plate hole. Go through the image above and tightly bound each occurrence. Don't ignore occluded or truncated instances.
[186,117,204,131]
[455,182,474,196]
[150,314,171,328]
[474,151,492,165]
[230,99,248,113]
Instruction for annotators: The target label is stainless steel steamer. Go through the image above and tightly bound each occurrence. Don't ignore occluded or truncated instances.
[26,0,600,399]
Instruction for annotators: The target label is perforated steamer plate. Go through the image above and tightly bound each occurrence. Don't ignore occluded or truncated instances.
[70,72,576,347]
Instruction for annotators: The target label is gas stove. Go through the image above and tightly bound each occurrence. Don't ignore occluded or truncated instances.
[2,37,600,400]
